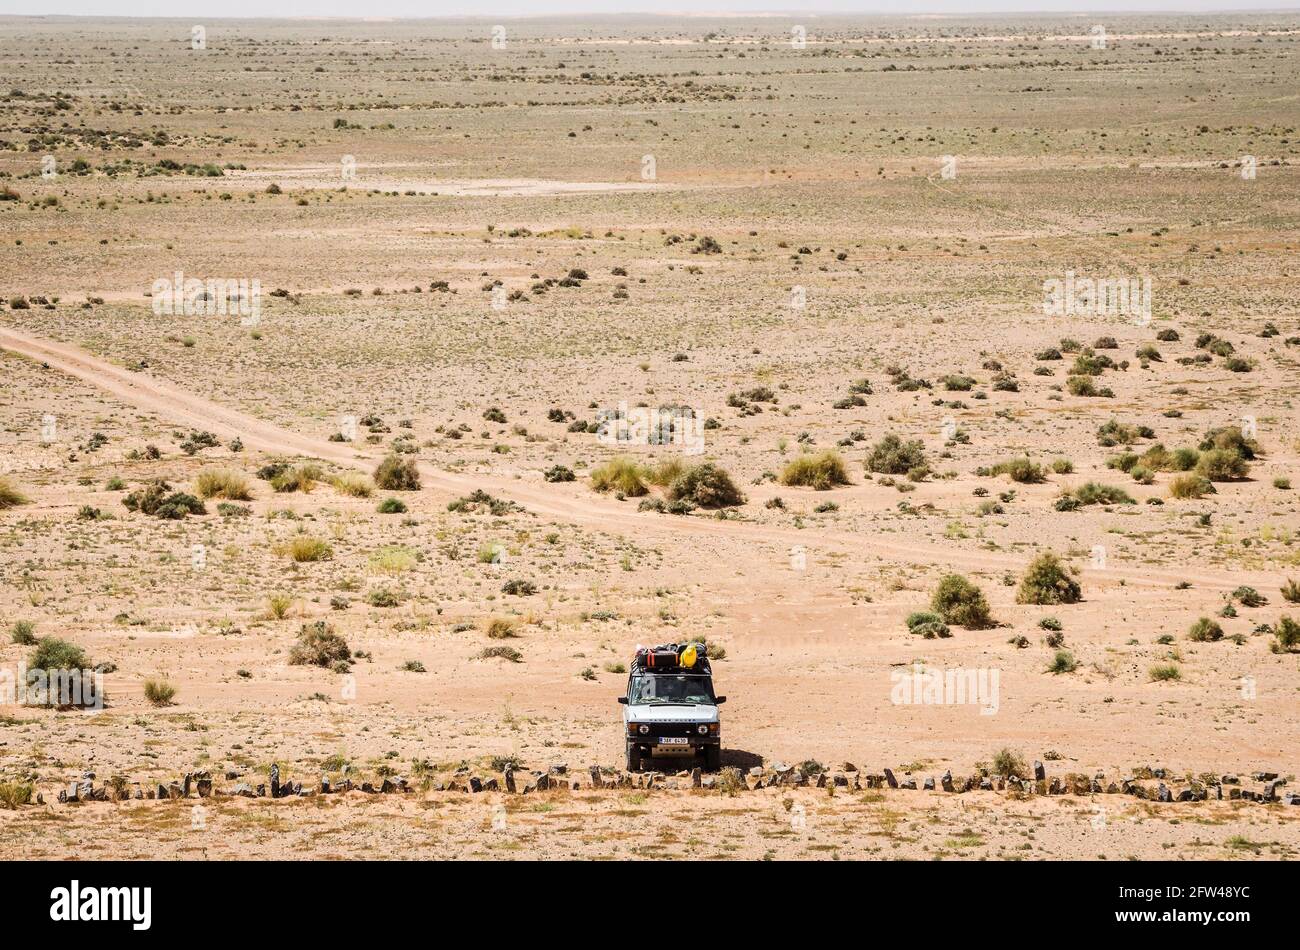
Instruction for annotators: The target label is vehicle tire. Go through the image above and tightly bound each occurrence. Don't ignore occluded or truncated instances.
[626,743,642,773]
[704,745,721,771]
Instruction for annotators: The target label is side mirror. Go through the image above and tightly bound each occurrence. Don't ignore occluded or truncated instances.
[714,696,726,704]
[617,696,628,705]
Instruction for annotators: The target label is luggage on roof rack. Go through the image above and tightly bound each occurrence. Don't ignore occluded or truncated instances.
[632,642,709,672]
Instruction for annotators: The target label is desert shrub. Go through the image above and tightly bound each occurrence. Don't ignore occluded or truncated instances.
[591,457,648,496]
[330,472,374,497]
[913,619,951,639]
[477,645,523,662]
[942,374,975,391]
[1233,586,1267,608]
[0,477,31,509]
[267,594,293,620]
[270,464,324,493]
[1047,650,1078,674]
[991,748,1029,780]
[544,465,575,483]
[288,621,351,668]
[194,468,253,500]
[1196,449,1248,481]
[1155,328,1180,342]
[1050,458,1074,474]
[0,782,33,809]
[1169,474,1214,499]
[1273,616,1300,652]
[642,457,687,487]
[930,574,994,629]
[1066,376,1112,398]
[483,407,507,423]
[486,618,519,639]
[1187,617,1223,642]
[1039,616,1062,631]
[990,457,1045,483]
[780,451,849,490]
[1170,447,1201,471]
[1097,420,1153,446]
[30,636,91,673]
[1199,426,1258,460]
[866,435,926,475]
[1070,482,1134,506]
[28,639,94,706]
[129,483,204,519]
[400,660,426,673]
[501,579,537,596]
[1282,579,1300,604]
[1016,553,1082,605]
[284,536,332,562]
[373,455,420,491]
[904,611,943,632]
[217,503,250,517]
[377,497,407,514]
[143,678,177,706]
[1149,664,1181,681]
[1135,344,1162,362]
[10,621,37,645]
[667,463,746,508]
[366,587,401,607]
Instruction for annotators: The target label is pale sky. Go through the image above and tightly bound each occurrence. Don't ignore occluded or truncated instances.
[1,1,1298,18]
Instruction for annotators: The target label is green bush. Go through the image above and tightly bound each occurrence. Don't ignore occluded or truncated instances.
[930,574,994,629]
[1187,617,1223,642]
[374,455,421,491]
[1070,482,1134,506]
[991,748,1029,780]
[123,479,206,519]
[779,451,850,490]
[1149,664,1181,681]
[990,457,1046,483]
[1047,650,1078,674]
[865,435,926,475]
[667,463,746,508]
[377,497,408,514]
[288,622,351,668]
[0,476,31,509]
[591,457,649,496]
[143,678,177,706]
[1169,474,1214,499]
[1273,616,1300,652]
[1016,553,1082,605]
[1195,449,1248,481]
[10,621,36,645]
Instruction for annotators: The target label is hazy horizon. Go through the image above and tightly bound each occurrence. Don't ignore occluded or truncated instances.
[4,2,1300,20]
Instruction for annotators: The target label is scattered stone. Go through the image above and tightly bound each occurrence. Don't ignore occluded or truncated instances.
[1033,760,1046,781]
[883,768,898,789]
[941,770,954,792]
[504,769,516,794]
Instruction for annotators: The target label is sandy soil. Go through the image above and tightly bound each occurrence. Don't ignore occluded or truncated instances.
[0,12,1298,860]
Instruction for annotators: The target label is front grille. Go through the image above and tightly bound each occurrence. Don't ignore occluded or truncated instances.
[637,722,702,738]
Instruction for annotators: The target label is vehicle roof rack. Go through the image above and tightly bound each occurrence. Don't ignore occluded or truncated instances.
[631,642,711,675]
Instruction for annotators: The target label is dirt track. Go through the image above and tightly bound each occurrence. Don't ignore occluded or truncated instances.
[0,324,1272,595]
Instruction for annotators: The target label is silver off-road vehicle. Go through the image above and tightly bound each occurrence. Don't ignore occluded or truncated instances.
[618,643,725,772]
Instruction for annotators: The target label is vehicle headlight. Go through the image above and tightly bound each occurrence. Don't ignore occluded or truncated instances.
[697,724,709,735]
[638,724,650,735]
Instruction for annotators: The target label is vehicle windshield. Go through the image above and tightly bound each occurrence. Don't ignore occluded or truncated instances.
[629,673,715,705]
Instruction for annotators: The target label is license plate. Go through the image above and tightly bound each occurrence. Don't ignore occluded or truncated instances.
[658,737,689,745]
